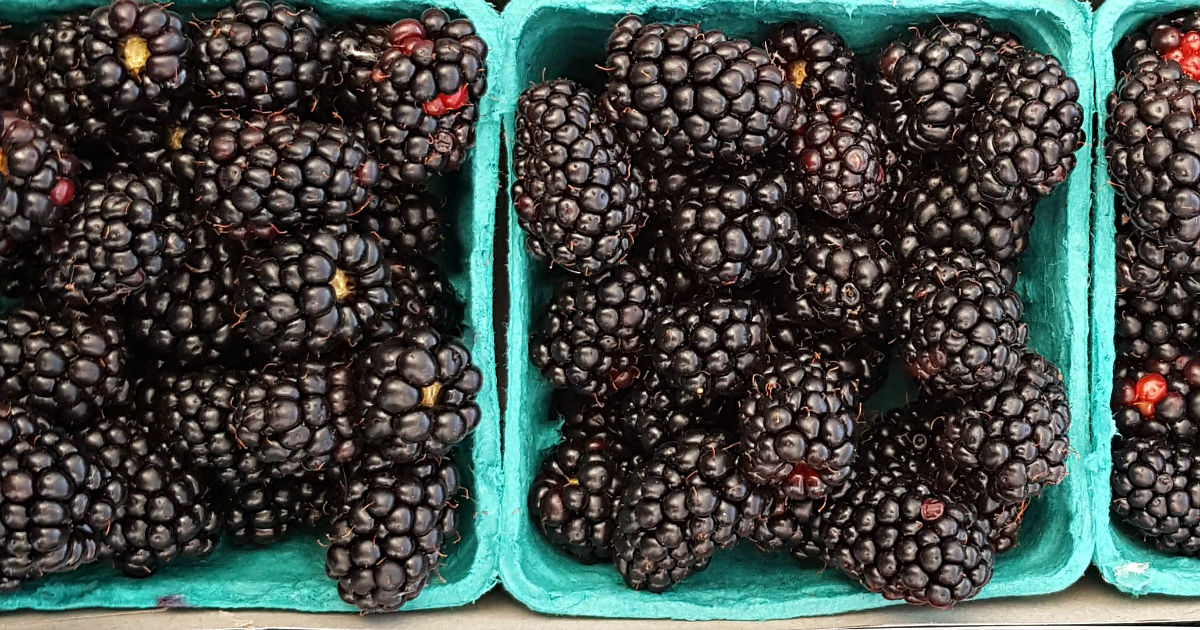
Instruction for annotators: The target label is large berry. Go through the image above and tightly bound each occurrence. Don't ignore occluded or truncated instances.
[650,297,769,401]
[84,0,191,121]
[782,224,896,339]
[767,22,861,106]
[0,111,81,257]
[1111,437,1200,556]
[780,106,885,219]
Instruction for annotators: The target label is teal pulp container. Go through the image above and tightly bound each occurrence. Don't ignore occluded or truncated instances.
[0,0,503,613]
[500,0,1095,620]
[1092,0,1200,598]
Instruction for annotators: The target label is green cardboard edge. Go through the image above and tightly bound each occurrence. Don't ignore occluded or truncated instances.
[0,0,503,613]
[499,0,1095,620]
[1091,0,1200,598]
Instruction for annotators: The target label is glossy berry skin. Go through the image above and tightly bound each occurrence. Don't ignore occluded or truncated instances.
[767,22,861,106]
[16,11,106,143]
[84,0,191,120]
[194,0,326,113]
[1112,354,1200,444]
[380,258,463,336]
[237,231,395,358]
[783,224,896,339]
[602,367,717,455]
[319,22,390,123]
[767,314,889,401]
[1111,438,1200,556]
[650,297,769,401]
[600,16,799,163]
[782,106,885,220]
[149,367,245,478]
[354,328,483,463]
[858,405,940,479]
[354,188,444,259]
[513,79,644,275]
[896,169,1034,264]
[0,111,81,255]
[223,473,325,545]
[1155,27,1200,80]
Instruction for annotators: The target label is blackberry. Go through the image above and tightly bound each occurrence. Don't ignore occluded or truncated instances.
[671,166,799,287]
[0,427,124,590]
[767,22,861,106]
[125,227,244,366]
[604,367,715,454]
[44,171,189,307]
[897,169,1035,263]
[613,430,750,592]
[966,51,1084,204]
[224,473,322,545]
[822,469,994,607]
[650,297,769,400]
[151,367,244,475]
[600,17,799,163]
[1116,226,1200,301]
[84,0,191,121]
[1116,282,1200,363]
[529,433,631,563]
[237,230,395,357]
[739,350,860,500]
[895,248,1028,395]
[1112,438,1200,556]
[194,0,325,113]
[1112,353,1200,444]
[513,79,644,275]
[0,37,17,108]
[856,137,916,240]
[780,106,885,220]
[530,261,664,399]
[16,11,106,143]
[745,491,827,560]
[325,456,459,613]
[234,361,356,479]
[381,258,463,335]
[782,223,897,339]
[874,19,1017,153]
[631,220,697,304]
[0,111,81,251]
[362,9,489,184]
[936,351,1071,506]
[355,327,483,463]
[319,21,389,123]
[858,405,939,478]
[355,188,444,258]
[186,114,379,240]
[766,314,889,401]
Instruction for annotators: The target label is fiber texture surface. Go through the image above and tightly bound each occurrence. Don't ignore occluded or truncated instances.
[1091,0,1200,598]
[499,0,1095,620]
[0,0,503,613]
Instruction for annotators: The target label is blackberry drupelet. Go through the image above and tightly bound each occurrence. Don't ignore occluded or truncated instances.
[44,171,189,307]
[0,111,81,252]
[1111,437,1200,555]
[194,0,326,113]
[355,187,444,258]
[150,367,244,476]
[897,169,1035,263]
[363,9,488,184]
[224,474,322,545]
[237,230,395,357]
[780,106,885,220]
[767,22,861,106]
[614,430,750,592]
[354,327,483,463]
[600,17,799,163]
[513,79,644,274]
[739,350,860,500]
[822,469,994,607]
[895,248,1028,395]
[1112,353,1200,444]
[966,51,1084,204]
[530,261,665,399]
[650,297,769,400]
[782,223,897,339]
[874,19,1018,153]
[84,0,191,122]
[16,11,105,143]
[670,166,799,287]
[383,258,463,335]
[529,433,631,563]
[325,456,459,613]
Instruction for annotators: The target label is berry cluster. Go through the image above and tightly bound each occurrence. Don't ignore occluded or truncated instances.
[519,16,1080,607]
[1108,9,1200,558]
[0,0,489,613]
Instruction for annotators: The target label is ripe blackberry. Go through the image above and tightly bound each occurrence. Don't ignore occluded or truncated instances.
[897,169,1035,263]
[1116,282,1200,363]
[0,111,81,251]
[895,248,1028,395]
[355,188,444,258]
[235,361,356,478]
[745,491,828,561]
[84,0,191,121]
[822,469,994,607]
[355,327,483,463]
[530,261,665,399]
[237,230,395,357]
[631,220,697,304]
[782,223,896,339]
[614,430,750,592]
[75,417,220,577]
[319,21,389,123]
[966,51,1084,204]
[185,114,379,240]
[382,258,463,335]
[600,17,799,163]
[16,11,106,143]
[224,473,321,545]
[0,37,17,108]
[194,0,325,113]
[875,19,1017,153]
[650,297,769,400]
[780,106,885,220]
[671,166,799,287]
[529,433,631,563]
[513,79,644,274]
[44,171,189,307]
[0,427,124,590]
[767,22,861,106]
[1112,353,1200,444]
[936,351,1071,506]
[858,405,939,478]
[151,367,244,476]
[604,367,717,454]
[739,350,860,500]
[766,314,889,401]
[363,9,489,184]
[1117,226,1200,301]
[125,227,244,366]
[1112,438,1200,556]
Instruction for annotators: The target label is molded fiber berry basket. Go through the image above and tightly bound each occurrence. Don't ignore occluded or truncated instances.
[0,0,503,613]
[499,0,1095,620]
[1092,0,1200,598]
